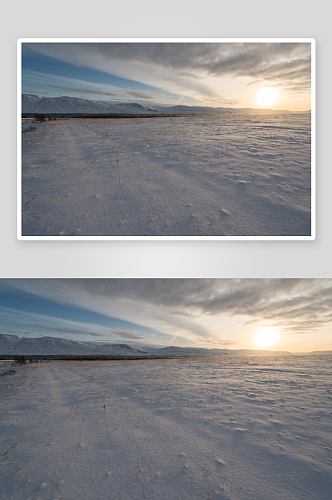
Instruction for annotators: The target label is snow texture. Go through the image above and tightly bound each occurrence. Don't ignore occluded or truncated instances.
[21,113,311,237]
[0,356,331,500]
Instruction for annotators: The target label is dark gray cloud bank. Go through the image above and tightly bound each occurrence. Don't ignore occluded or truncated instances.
[97,42,311,91]
[78,278,331,332]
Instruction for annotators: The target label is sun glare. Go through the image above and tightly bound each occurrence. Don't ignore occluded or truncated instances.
[256,87,279,107]
[255,327,279,348]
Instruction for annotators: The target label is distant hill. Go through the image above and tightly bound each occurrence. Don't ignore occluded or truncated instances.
[1,333,328,358]
[21,94,310,117]
[0,334,145,357]
[22,95,160,116]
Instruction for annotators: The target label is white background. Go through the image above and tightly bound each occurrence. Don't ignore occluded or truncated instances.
[1,0,331,278]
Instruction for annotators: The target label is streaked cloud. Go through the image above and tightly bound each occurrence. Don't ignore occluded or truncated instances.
[0,307,112,339]
[74,278,331,334]
[124,88,162,99]
[112,328,148,340]
[26,42,310,88]
[35,84,120,97]
[19,323,108,337]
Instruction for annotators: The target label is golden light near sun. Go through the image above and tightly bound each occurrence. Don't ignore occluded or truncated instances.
[255,327,279,348]
[256,87,279,107]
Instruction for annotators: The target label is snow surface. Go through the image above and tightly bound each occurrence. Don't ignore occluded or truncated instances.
[0,360,15,376]
[0,356,331,500]
[21,114,311,237]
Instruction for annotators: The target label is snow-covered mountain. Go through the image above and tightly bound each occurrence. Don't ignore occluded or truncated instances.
[22,95,160,115]
[1,334,327,358]
[11,336,86,355]
[91,343,147,356]
[0,335,144,357]
[153,104,306,116]
[22,94,307,116]
[0,334,21,351]
[146,345,293,357]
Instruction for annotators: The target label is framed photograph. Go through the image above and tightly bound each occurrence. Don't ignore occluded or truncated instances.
[1,278,331,500]
[18,39,315,240]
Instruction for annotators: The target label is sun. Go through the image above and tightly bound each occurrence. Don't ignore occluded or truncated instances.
[256,87,279,107]
[255,327,279,348]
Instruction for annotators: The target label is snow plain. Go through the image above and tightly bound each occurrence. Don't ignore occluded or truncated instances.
[21,114,311,237]
[1,356,331,500]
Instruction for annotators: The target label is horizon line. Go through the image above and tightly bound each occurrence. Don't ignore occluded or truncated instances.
[21,94,311,113]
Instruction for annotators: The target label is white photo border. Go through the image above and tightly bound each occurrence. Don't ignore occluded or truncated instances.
[17,38,316,241]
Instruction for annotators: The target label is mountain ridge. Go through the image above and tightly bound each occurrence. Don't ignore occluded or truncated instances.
[22,94,310,116]
[0,334,329,358]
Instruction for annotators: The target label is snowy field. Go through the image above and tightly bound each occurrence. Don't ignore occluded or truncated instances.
[21,115,311,237]
[1,356,330,500]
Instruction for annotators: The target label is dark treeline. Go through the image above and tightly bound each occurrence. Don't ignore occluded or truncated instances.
[58,355,190,361]
[0,354,189,361]
[22,113,188,119]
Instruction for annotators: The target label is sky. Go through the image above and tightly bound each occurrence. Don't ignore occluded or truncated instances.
[21,41,312,111]
[0,279,331,352]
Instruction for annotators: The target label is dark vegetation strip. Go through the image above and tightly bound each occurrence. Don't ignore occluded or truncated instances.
[0,354,190,361]
[22,113,190,120]
[58,355,190,361]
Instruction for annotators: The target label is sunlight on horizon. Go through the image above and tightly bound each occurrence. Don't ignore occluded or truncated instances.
[255,327,279,348]
[256,87,279,107]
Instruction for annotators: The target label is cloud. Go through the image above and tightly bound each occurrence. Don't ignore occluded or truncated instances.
[112,328,147,340]
[95,42,310,84]
[184,279,332,332]
[22,69,122,99]
[21,323,108,337]
[35,84,119,97]
[222,99,240,106]
[209,339,237,347]
[0,306,113,338]
[124,88,161,99]
[1,279,330,344]
[24,42,311,102]
[76,278,332,334]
